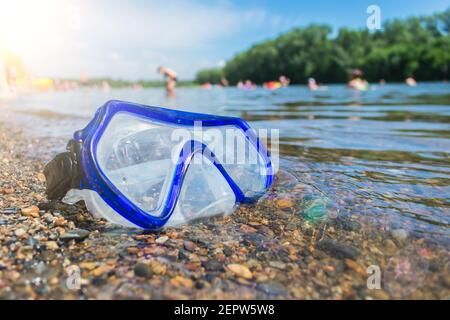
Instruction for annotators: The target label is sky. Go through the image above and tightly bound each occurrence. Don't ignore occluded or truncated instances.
[0,0,448,80]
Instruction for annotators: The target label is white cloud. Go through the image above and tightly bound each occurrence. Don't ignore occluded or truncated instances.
[0,0,283,79]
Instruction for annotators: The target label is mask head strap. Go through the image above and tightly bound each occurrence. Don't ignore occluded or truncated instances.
[43,140,84,200]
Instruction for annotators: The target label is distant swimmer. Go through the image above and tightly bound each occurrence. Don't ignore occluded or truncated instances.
[279,75,290,87]
[308,77,327,91]
[220,77,229,87]
[405,76,417,86]
[157,66,177,97]
[200,82,212,89]
[240,79,256,90]
[348,69,369,91]
[308,78,319,91]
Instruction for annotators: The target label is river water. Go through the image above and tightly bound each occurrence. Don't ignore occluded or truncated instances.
[1,82,449,244]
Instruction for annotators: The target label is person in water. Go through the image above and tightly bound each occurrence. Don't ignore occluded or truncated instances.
[157,66,177,97]
[308,77,319,91]
[279,75,290,87]
[405,76,417,86]
[348,69,368,91]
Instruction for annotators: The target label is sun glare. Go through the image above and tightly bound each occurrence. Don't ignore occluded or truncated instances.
[0,0,68,61]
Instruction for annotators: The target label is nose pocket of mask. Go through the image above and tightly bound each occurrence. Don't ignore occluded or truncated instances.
[167,153,236,226]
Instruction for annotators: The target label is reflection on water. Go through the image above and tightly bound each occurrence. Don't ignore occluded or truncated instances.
[0,82,449,243]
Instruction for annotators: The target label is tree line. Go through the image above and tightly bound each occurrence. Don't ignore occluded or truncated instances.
[195,8,450,85]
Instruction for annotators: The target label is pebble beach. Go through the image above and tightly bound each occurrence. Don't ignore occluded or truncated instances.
[0,117,448,300]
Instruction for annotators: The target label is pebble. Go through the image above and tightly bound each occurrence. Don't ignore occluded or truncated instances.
[134,263,153,279]
[14,228,26,237]
[170,276,194,289]
[318,239,360,260]
[239,224,257,233]
[257,281,286,296]
[202,259,223,271]
[391,229,408,243]
[59,229,90,241]
[155,236,169,244]
[183,240,197,252]
[344,259,366,276]
[383,239,398,256]
[269,261,286,270]
[227,264,253,279]
[91,265,113,277]
[275,198,295,209]
[149,260,167,275]
[21,205,40,218]
[45,241,59,250]
[1,208,17,215]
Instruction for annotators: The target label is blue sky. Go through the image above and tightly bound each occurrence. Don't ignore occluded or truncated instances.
[1,0,448,80]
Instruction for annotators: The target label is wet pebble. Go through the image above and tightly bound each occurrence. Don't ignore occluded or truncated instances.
[21,205,40,218]
[134,263,153,279]
[155,236,169,244]
[318,239,360,260]
[59,228,90,242]
[14,228,26,237]
[202,259,223,271]
[257,281,286,296]
[227,264,252,279]
[383,239,398,256]
[336,216,361,231]
[1,208,17,215]
[183,240,197,252]
[391,229,408,243]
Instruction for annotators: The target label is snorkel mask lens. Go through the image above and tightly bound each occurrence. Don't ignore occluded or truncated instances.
[44,100,273,229]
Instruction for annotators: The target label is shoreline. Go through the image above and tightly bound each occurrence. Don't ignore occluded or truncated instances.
[0,120,448,299]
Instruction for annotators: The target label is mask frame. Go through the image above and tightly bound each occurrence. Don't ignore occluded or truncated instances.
[57,100,274,229]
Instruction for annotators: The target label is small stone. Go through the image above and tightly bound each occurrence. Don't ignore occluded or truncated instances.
[54,217,66,226]
[36,173,46,182]
[21,205,40,218]
[183,240,196,252]
[383,239,398,256]
[134,263,153,279]
[0,188,14,194]
[79,262,97,270]
[257,281,286,296]
[275,198,295,209]
[227,264,253,279]
[14,228,26,237]
[59,229,90,242]
[202,259,223,271]
[285,222,297,231]
[155,236,169,244]
[91,265,113,277]
[45,241,59,250]
[318,239,360,260]
[269,261,286,270]
[239,224,257,233]
[149,260,167,275]
[345,259,366,276]
[391,229,408,243]
[127,247,139,254]
[1,208,16,215]
[170,276,194,289]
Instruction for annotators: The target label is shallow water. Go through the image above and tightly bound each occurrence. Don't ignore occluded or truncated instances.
[1,83,449,244]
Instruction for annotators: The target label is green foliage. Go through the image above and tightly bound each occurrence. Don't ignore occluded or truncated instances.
[195,67,224,84]
[203,8,450,84]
